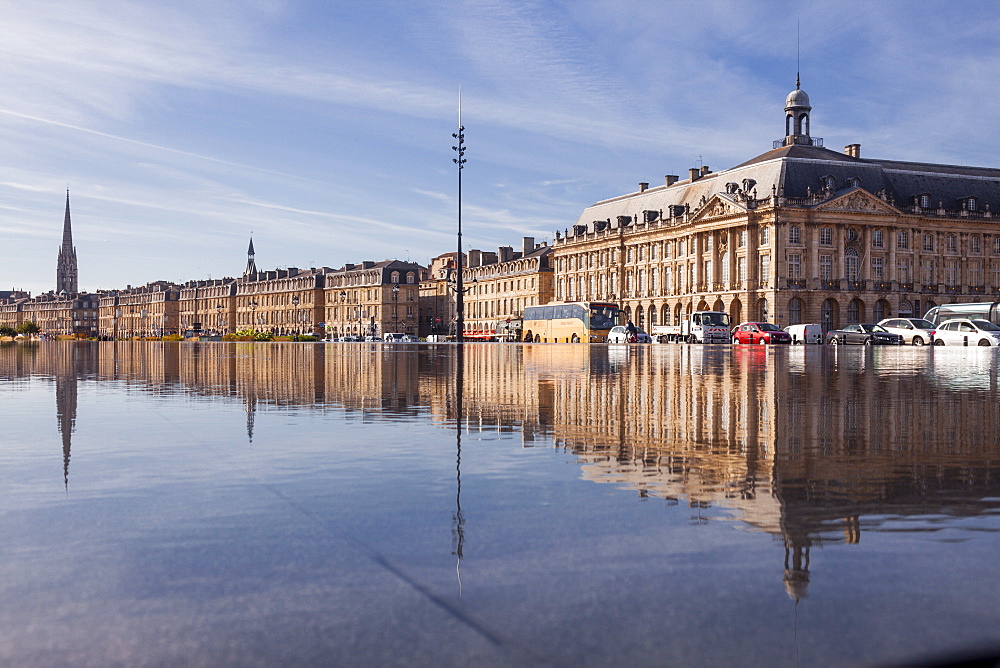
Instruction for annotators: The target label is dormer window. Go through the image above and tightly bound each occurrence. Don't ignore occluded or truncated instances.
[846,177,861,188]
[919,194,931,208]
[966,197,978,211]
[821,175,835,190]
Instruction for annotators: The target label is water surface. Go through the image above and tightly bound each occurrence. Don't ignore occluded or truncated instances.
[2,341,1000,666]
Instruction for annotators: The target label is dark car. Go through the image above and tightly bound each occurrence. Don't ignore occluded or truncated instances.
[731,322,792,345]
[826,323,904,345]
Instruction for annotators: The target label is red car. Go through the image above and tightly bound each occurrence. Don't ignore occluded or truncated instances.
[731,322,792,345]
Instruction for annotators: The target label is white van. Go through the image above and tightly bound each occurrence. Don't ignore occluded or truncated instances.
[784,323,823,344]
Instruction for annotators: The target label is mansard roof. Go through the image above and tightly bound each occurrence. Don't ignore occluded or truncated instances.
[571,142,1000,233]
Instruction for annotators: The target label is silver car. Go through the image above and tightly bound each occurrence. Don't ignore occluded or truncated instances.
[933,319,1000,346]
[877,318,937,345]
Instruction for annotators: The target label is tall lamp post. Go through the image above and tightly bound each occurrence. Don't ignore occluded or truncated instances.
[291,295,300,336]
[339,291,347,338]
[452,93,467,343]
[216,303,224,335]
[392,284,399,332]
[249,300,257,332]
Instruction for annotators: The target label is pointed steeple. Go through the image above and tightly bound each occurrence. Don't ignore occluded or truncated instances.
[56,190,79,294]
[244,236,258,277]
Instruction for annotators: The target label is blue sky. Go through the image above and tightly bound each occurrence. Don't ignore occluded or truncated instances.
[4,0,1000,295]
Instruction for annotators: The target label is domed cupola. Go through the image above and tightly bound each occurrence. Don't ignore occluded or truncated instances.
[783,74,813,146]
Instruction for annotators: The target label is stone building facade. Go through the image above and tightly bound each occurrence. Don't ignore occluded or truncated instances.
[553,81,1000,331]
[237,267,330,336]
[97,282,180,338]
[22,292,100,337]
[322,260,426,338]
[419,252,463,337]
[177,279,238,335]
[461,238,554,340]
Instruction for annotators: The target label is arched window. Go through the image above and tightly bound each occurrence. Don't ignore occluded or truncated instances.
[898,300,913,317]
[788,298,803,325]
[406,272,416,284]
[390,271,400,284]
[845,248,860,281]
[648,305,657,327]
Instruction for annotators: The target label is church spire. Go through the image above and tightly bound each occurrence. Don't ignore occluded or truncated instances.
[56,190,78,294]
[244,236,258,277]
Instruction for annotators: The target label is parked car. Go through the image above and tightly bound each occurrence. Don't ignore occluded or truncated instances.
[607,325,652,343]
[784,323,823,344]
[337,335,362,342]
[826,323,904,345]
[877,318,937,345]
[731,322,792,345]
[932,318,1000,346]
[364,335,384,342]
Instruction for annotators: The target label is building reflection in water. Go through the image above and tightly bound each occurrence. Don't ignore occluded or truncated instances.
[5,341,1000,601]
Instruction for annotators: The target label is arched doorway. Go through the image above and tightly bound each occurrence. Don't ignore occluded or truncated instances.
[847,298,864,324]
[729,298,743,325]
[788,298,803,325]
[674,303,683,325]
[661,304,671,326]
[648,304,656,327]
[898,299,913,318]
[757,297,769,322]
[636,304,645,328]
[822,298,838,332]
[873,299,890,323]
[713,298,724,312]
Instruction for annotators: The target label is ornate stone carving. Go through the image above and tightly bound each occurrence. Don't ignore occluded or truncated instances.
[817,190,897,214]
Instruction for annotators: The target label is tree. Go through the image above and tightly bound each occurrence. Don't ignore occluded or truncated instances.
[17,321,40,336]
[0,326,16,337]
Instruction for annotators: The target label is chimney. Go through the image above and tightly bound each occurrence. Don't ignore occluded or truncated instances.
[498,246,514,263]
[638,182,648,193]
[844,144,861,158]
[665,175,679,186]
[522,236,535,256]
[689,168,700,182]
[700,165,711,176]
[468,249,482,268]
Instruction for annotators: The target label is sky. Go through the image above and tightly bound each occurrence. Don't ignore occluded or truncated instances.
[4,0,1000,295]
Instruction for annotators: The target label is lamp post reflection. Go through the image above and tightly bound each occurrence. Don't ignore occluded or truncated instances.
[451,344,465,595]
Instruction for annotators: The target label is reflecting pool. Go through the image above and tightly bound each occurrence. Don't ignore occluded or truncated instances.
[2,341,1000,666]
